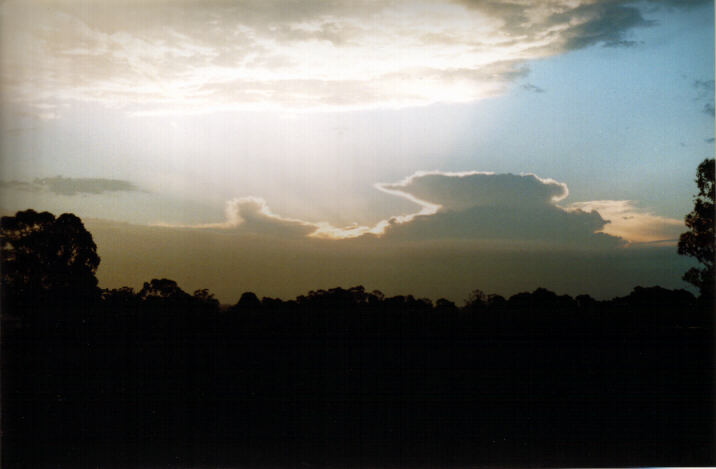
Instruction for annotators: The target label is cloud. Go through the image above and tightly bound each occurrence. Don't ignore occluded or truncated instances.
[378,171,569,210]
[0,180,43,193]
[84,169,693,300]
[165,171,681,249]
[161,196,396,240]
[0,176,139,196]
[454,1,652,52]
[0,0,696,114]
[372,171,621,248]
[693,79,714,117]
[521,83,545,93]
[176,196,317,239]
[567,200,684,245]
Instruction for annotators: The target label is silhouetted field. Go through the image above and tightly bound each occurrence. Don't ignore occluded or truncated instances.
[2,284,714,468]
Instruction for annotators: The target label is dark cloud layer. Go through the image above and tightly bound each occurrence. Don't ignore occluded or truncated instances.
[459,0,710,54]
[382,204,619,247]
[456,1,651,52]
[87,218,696,303]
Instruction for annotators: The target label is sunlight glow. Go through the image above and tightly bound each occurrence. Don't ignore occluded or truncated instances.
[0,0,622,115]
[566,200,684,244]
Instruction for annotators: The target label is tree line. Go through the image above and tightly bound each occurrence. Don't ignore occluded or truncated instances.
[3,279,713,468]
[1,159,713,468]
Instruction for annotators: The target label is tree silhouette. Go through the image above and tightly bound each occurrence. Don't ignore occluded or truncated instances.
[139,278,190,300]
[192,288,220,308]
[230,291,262,312]
[1,209,100,307]
[678,158,715,300]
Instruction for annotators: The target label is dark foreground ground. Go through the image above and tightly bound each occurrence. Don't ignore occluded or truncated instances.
[2,286,714,468]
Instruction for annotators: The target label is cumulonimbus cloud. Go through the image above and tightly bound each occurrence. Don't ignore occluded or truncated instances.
[377,170,569,210]
[1,0,707,115]
[160,170,681,248]
[371,171,619,247]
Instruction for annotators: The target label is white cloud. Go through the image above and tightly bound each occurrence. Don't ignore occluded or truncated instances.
[567,200,684,245]
[154,196,315,238]
[153,196,390,239]
[0,0,685,114]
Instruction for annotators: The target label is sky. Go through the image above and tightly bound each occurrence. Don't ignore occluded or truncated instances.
[0,0,713,303]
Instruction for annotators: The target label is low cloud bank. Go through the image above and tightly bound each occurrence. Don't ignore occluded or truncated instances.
[89,218,697,304]
[0,176,139,196]
[164,170,682,248]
